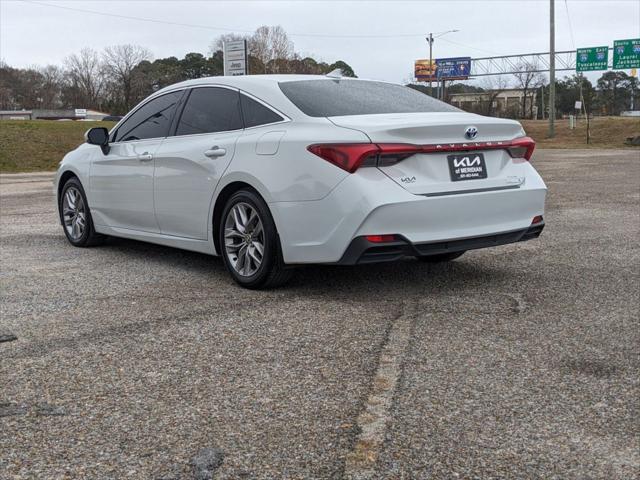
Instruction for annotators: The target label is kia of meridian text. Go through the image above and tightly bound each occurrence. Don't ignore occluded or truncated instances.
[55,75,546,288]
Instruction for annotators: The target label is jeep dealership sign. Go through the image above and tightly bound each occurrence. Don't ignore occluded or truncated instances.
[223,40,248,76]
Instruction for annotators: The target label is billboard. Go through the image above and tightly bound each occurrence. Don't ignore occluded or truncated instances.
[414,59,436,81]
[414,57,471,82]
[436,57,471,80]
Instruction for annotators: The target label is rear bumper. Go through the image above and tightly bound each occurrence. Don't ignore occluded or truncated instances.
[336,222,544,265]
[270,166,547,264]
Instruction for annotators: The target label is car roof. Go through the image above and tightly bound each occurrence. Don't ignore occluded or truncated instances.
[161,74,357,89]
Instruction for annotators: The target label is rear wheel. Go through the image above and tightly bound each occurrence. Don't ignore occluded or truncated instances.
[417,251,465,263]
[59,176,105,247]
[219,189,293,289]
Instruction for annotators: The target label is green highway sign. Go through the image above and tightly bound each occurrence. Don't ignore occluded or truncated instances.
[613,38,640,69]
[576,46,609,71]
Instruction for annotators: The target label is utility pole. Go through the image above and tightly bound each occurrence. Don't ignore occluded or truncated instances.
[426,30,458,98]
[548,0,556,138]
[427,33,434,96]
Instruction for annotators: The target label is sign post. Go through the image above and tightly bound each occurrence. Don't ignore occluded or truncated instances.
[576,46,608,72]
[613,38,640,69]
[223,40,248,76]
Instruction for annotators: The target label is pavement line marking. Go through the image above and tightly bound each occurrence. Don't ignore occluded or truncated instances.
[344,304,415,480]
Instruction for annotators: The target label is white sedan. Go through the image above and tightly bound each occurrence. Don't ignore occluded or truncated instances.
[55,74,546,288]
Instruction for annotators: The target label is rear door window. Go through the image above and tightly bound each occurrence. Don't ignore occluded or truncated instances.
[113,91,183,142]
[240,94,284,127]
[279,79,459,117]
[175,87,243,135]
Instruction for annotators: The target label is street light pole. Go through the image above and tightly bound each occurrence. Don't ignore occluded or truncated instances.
[549,0,556,138]
[428,33,434,96]
[426,30,458,98]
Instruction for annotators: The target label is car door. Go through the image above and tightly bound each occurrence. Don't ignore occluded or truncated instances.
[90,90,184,232]
[153,86,244,239]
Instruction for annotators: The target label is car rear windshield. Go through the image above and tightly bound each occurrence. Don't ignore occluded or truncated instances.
[279,79,459,117]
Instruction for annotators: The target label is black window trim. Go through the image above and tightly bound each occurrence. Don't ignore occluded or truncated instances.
[237,89,290,131]
[169,85,290,139]
[109,88,188,145]
[169,85,244,139]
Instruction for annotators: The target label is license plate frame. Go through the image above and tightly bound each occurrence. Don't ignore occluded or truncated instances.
[447,153,488,182]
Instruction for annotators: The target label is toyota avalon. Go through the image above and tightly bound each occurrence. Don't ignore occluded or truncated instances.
[55,74,546,288]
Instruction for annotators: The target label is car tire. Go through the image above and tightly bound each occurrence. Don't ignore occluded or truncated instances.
[59,176,105,247]
[219,189,293,289]
[417,251,466,263]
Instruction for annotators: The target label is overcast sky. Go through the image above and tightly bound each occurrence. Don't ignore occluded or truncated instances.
[1,0,639,85]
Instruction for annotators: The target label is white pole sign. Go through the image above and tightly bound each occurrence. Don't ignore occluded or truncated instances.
[224,40,248,76]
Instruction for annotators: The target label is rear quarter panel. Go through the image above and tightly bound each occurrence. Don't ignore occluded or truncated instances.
[225,118,369,202]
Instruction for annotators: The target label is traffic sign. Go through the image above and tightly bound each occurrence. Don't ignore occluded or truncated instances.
[613,38,640,69]
[576,46,608,72]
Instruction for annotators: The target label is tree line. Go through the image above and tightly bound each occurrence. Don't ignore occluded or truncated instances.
[0,25,356,115]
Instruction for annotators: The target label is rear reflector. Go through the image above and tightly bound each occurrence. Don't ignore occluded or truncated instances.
[531,215,544,225]
[365,234,397,243]
[309,137,537,173]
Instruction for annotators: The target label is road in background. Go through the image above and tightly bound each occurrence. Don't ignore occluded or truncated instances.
[1,150,638,479]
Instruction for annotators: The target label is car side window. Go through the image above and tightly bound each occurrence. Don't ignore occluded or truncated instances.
[113,91,183,142]
[240,94,284,128]
[175,87,243,136]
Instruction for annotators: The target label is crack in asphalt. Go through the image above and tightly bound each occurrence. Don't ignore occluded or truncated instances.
[343,302,416,479]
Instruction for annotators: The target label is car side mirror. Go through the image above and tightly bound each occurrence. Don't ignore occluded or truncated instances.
[85,127,110,155]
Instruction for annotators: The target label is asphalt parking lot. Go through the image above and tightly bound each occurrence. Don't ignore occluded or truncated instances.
[1,149,639,479]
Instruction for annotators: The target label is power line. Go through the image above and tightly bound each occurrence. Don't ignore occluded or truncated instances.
[564,0,576,49]
[23,0,431,39]
[437,36,498,56]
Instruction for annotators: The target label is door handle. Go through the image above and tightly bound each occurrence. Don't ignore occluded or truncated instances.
[137,153,153,162]
[204,147,226,158]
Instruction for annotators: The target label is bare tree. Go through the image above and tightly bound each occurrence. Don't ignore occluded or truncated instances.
[249,25,294,73]
[102,44,152,110]
[513,62,545,119]
[480,75,509,117]
[38,65,64,108]
[64,48,105,108]
[209,33,247,56]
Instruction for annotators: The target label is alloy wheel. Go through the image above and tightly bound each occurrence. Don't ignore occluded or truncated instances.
[224,202,265,277]
[62,187,86,241]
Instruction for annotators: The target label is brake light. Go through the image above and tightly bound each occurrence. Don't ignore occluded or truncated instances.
[308,137,536,173]
[307,144,379,173]
[506,136,535,161]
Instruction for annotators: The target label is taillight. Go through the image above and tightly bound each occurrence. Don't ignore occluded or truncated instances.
[307,143,419,172]
[506,136,535,161]
[308,137,536,173]
[307,144,379,173]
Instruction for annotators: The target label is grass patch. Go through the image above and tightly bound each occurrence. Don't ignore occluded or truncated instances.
[0,120,115,173]
[521,116,640,149]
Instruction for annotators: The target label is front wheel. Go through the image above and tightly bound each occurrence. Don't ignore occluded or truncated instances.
[59,176,105,247]
[219,190,293,289]
[417,251,466,263]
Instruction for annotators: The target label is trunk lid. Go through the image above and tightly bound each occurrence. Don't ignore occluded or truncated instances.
[329,112,529,195]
